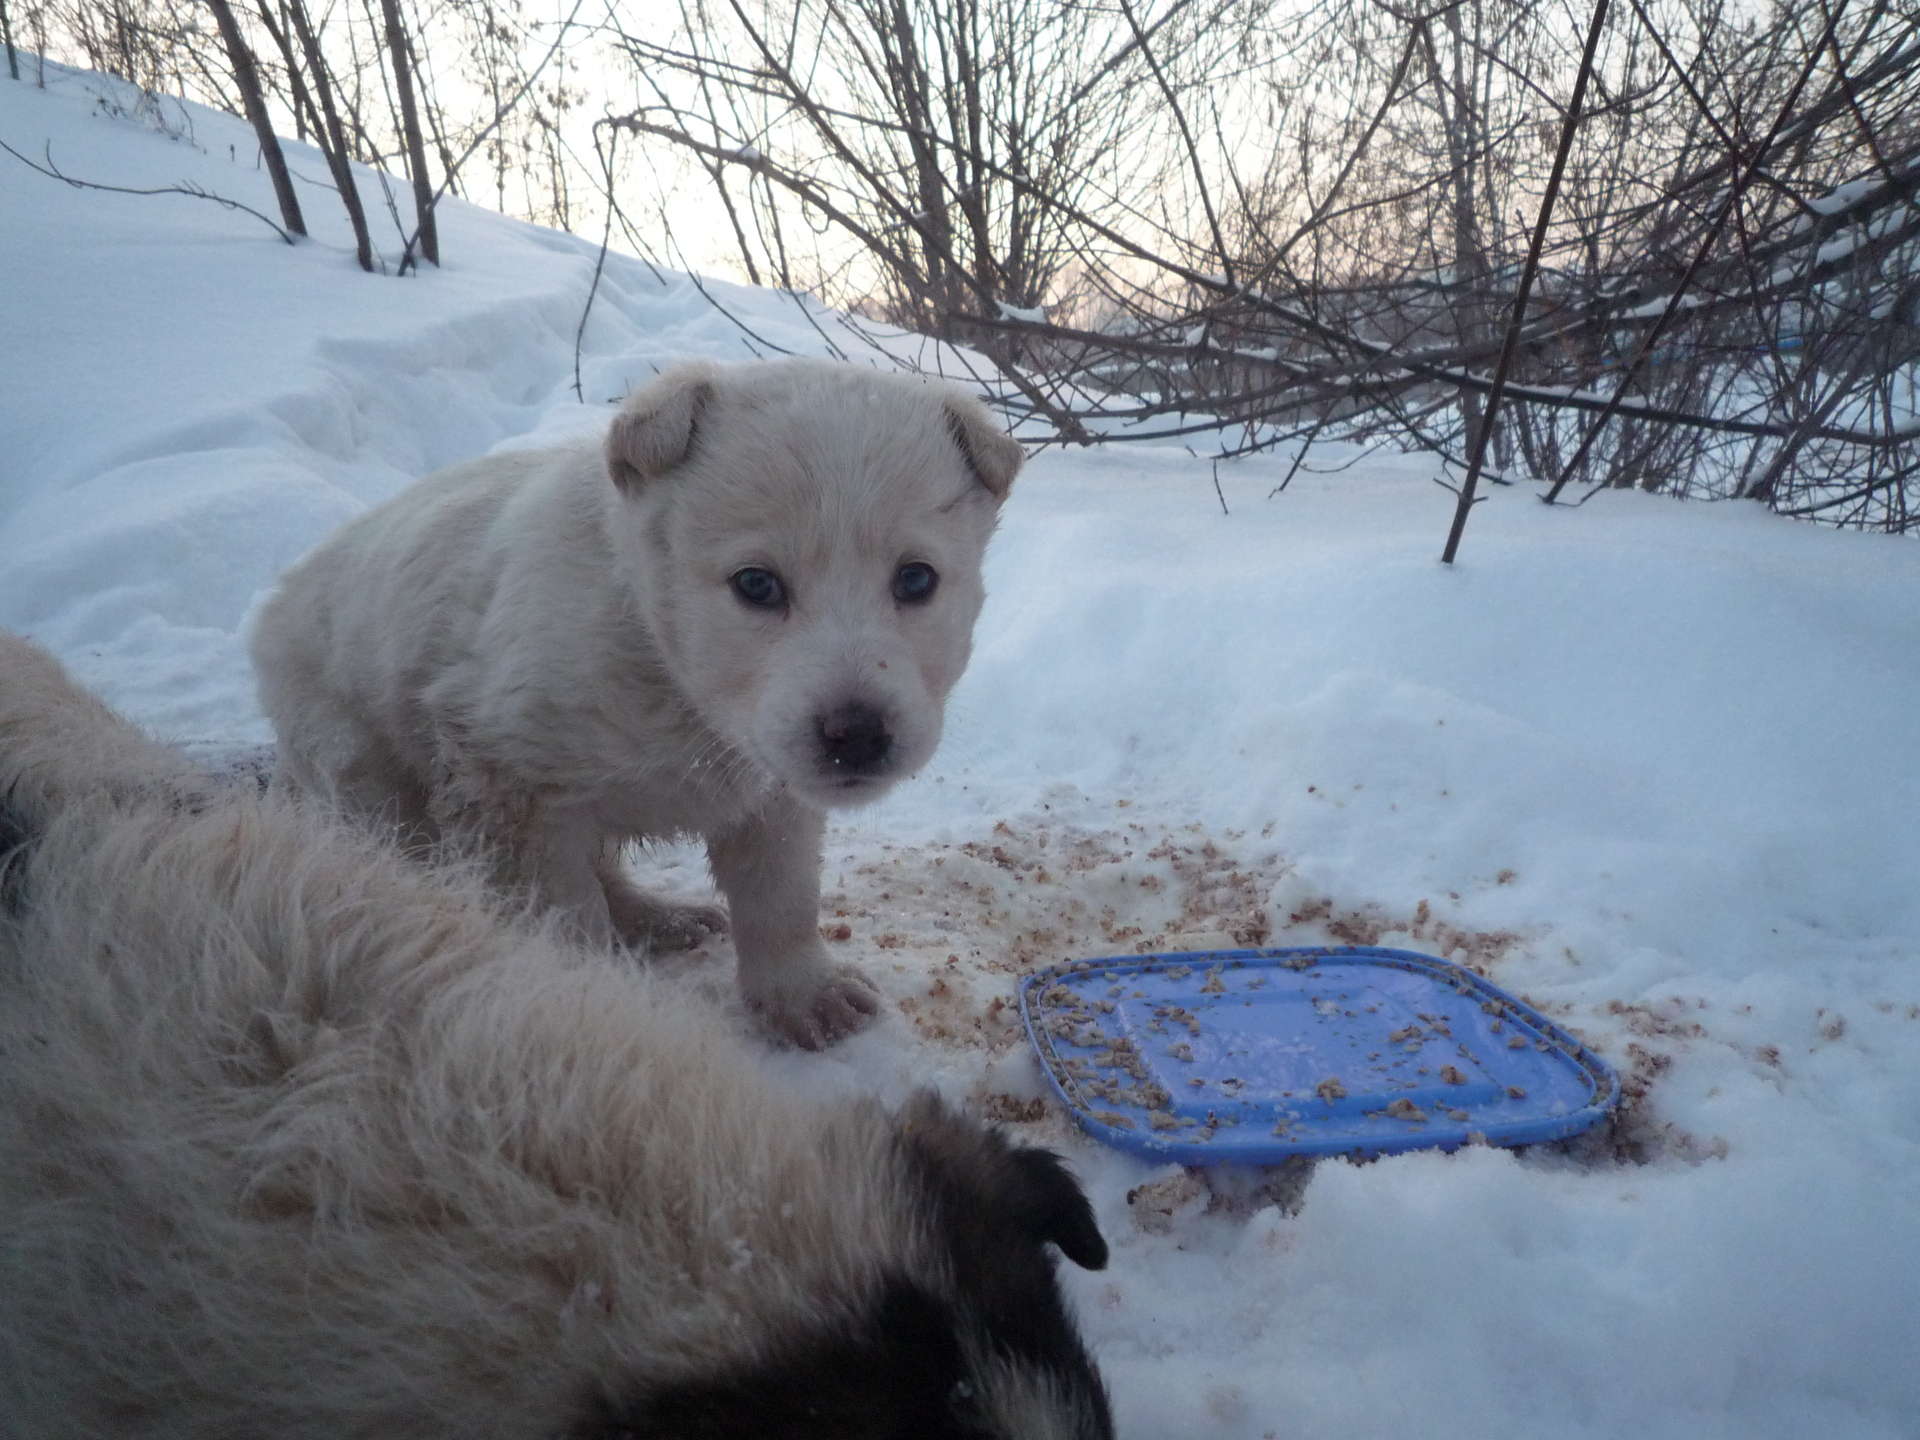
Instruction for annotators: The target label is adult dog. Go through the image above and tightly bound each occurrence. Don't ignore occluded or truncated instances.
[0,632,1111,1439]
[251,358,1022,1048]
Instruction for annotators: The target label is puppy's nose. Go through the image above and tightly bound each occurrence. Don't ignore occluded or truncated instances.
[818,702,893,773]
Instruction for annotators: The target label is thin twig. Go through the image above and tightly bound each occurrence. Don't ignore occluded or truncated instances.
[0,137,295,244]
[397,0,590,273]
[573,120,621,404]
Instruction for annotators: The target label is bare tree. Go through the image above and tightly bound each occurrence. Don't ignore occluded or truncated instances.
[609,0,1230,370]
[281,0,373,270]
[378,0,435,266]
[205,0,305,238]
[612,0,1920,535]
[17,0,1919,530]
[1442,0,1613,562]
[18,0,589,272]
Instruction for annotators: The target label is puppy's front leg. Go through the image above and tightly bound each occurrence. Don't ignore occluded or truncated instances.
[707,799,881,1049]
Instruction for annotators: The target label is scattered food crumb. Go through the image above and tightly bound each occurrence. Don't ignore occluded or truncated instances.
[1125,1170,1207,1233]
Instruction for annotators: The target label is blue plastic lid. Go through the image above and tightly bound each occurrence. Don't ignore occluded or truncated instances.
[1020,946,1619,1163]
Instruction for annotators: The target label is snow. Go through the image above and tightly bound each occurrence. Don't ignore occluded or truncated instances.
[1805,176,1879,218]
[1796,165,1920,230]
[6,63,1920,1439]
[1624,291,1703,320]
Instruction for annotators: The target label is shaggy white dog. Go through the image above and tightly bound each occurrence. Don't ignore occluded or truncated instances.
[0,631,1111,1440]
[250,358,1022,1048]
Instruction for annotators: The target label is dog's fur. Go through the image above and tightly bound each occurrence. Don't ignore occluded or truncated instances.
[0,631,1111,1439]
[251,358,1022,1047]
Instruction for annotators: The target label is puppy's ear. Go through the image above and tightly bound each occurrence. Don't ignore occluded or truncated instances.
[1005,1145,1109,1271]
[897,1092,1109,1271]
[606,363,718,492]
[942,394,1024,500]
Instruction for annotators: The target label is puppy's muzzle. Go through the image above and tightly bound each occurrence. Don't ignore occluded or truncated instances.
[816,702,893,778]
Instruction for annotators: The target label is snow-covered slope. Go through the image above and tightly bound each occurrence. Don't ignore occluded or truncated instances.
[4,62,1918,1440]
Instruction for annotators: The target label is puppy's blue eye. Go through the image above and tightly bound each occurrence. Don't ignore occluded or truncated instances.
[893,562,938,604]
[731,567,786,608]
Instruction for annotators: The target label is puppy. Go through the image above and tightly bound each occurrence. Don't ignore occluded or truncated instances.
[0,631,1112,1439]
[250,358,1022,1047]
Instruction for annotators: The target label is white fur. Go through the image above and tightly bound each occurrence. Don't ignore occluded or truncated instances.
[0,632,1109,1439]
[250,358,1022,1047]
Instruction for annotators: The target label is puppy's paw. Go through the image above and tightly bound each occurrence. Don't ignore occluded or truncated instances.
[603,885,730,953]
[640,900,731,952]
[749,965,883,1050]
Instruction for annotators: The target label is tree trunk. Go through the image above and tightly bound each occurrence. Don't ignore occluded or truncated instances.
[2,0,20,84]
[282,0,374,271]
[251,2,313,143]
[206,0,306,237]
[379,0,437,267]
[1429,6,1492,464]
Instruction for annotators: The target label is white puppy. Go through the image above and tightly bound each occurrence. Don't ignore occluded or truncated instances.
[250,359,1021,1047]
[0,631,1112,1439]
